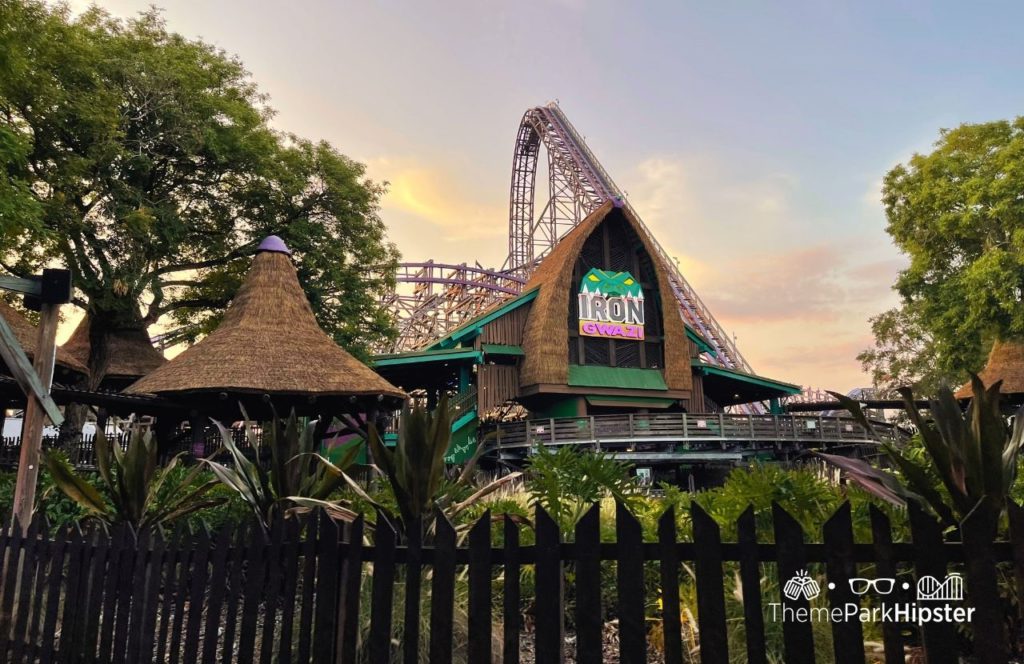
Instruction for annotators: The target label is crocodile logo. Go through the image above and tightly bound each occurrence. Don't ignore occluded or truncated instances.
[577,269,645,340]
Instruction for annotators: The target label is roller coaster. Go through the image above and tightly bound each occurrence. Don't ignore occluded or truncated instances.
[380,103,753,377]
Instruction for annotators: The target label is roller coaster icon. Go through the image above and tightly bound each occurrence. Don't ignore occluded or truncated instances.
[916,573,963,601]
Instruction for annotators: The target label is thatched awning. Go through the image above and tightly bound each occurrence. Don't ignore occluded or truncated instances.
[955,339,1024,399]
[63,317,167,382]
[0,301,87,377]
[125,236,405,408]
[518,201,692,392]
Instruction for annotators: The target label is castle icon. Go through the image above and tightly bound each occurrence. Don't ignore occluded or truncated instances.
[916,573,963,601]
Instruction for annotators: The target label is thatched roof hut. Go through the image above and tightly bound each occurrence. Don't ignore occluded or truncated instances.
[0,300,88,378]
[63,317,167,388]
[955,339,1024,401]
[126,236,405,414]
[519,201,692,392]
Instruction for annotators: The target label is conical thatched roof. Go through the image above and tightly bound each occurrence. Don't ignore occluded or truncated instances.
[519,201,692,391]
[125,236,405,405]
[955,339,1024,399]
[63,317,167,382]
[0,300,88,376]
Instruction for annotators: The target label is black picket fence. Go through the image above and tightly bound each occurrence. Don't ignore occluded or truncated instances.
[0,500,1022,664]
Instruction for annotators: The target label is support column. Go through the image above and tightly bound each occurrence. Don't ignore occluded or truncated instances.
[12,302,59,528]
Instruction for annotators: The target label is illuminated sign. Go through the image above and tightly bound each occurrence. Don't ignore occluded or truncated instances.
[577,268,645,340]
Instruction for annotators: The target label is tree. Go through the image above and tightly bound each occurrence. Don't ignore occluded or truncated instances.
[0,1,399,387]
[861,118,1024,393]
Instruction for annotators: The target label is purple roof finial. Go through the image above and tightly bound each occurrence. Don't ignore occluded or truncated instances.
[257,235,292,255]
[612,196,625,208]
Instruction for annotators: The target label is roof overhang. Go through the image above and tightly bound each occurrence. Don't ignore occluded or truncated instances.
[427,288,539,350]
[692,360,800,406]
[372,347,482,368]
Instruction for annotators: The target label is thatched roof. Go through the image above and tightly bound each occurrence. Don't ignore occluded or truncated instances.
[125,236,405,404]
[955,339,1024,398]
[63,317,167,381]
[0,301,88,376]
[519,201,692,391]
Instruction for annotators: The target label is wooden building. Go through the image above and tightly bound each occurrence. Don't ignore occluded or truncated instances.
[373,202,808,468]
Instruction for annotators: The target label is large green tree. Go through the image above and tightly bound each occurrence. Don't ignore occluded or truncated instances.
[860,118,1024,394]
[0,1,399,385]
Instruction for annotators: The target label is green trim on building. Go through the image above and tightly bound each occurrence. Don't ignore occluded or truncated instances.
[567,365,668,391]
[691,360,801,395]
[372,347,482,367]
[685,327,717,357]
[452,409,476,432]
[428,288,539,350]
[584,395,677,408]
[481,343,525,356]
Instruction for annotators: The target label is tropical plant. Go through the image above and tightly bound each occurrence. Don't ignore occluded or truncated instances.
[364,397,521,538]
[821,377,1024,536]
[42,426,223,531]
[525,444,641,532]
[203,409,361,530]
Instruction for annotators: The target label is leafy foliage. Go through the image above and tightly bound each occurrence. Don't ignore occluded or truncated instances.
[822,379,1024,534]
[525,445,640,532]
[0,0,399,377]
[203,409,360,530]
[364,398,521,538]
[860,118,1024,390]
[42,426,222,531]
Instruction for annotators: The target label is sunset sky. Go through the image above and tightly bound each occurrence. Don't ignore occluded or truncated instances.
[67,0,1024,392]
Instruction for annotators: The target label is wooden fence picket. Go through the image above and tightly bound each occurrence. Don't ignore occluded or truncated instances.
[468,511,493,664]
[201,523,235,664]
[260,517,286,664]
[182,528,211,664]
[312,512,340,664]
[429,512,456,664]
[369,512,397,664]
[574,503,602,664]
[906,504,958,664]
[960,507,1009,664]
[691,503,728,664]
[401,518,423,664]
[657,508,684,664]
[337,515,364,664]
[503,516,522,664]
[772,502,816,664]
[736,506,767,664]
[868,506,904,664]
[616,500,647,664]
[238,523,269,663]
[297,514,320,664]
[534,505,564,664]
[822,502,864,664]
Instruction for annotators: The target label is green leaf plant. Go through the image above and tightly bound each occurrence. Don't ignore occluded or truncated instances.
[364,396,522,540]
[202,407,361,531]
[43,423,223,532]
[818,375,1024,538]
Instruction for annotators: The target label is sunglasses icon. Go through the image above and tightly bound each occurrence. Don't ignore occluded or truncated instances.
[848,578,895,595]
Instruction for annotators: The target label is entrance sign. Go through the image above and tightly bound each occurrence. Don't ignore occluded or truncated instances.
[577,268,645,340]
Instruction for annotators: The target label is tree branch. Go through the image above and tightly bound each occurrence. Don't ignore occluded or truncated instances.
[145,241,258,279]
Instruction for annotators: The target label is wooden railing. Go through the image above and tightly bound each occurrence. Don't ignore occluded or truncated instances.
[492,412,905,451]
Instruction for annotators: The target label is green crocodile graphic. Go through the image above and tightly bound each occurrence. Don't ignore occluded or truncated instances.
[579,268,643,297]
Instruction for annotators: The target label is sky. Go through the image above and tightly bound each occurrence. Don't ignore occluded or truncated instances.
[64,0,1024,392]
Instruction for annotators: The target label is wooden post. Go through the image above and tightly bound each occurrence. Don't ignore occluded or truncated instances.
[12,302,60,528]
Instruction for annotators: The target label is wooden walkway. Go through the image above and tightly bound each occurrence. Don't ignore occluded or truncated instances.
[493,412,906,456]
